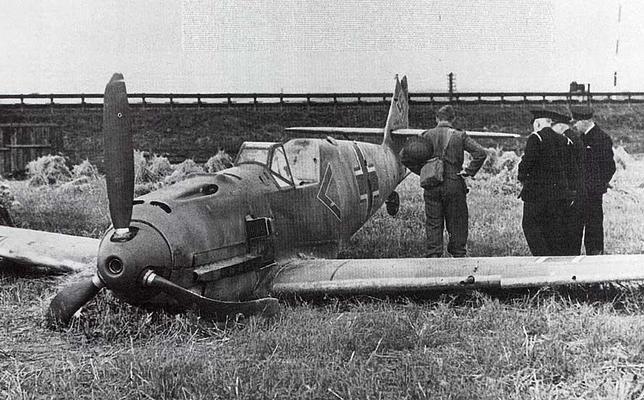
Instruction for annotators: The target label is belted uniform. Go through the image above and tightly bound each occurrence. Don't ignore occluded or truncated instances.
[421,122,486,257]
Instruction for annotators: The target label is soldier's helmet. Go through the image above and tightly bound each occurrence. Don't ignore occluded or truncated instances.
[400,136,434,169]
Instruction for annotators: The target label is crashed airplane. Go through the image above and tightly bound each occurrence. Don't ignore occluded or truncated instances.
[0,74,641,327]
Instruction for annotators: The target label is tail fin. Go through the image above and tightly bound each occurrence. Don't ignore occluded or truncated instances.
[382,75,409,153]
[284,75,410,149]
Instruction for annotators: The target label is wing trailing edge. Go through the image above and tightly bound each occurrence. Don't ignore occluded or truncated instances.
[271,255,644,296]
[0,226,98,274]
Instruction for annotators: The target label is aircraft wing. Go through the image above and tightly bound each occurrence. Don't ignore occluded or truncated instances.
[0,226,99,274]
[285,127,521,139]
[270,255,644,296]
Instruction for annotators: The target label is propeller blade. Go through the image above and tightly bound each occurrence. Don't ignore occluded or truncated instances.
[141,270,280,320]
[103,73,134,234]
[46,274,104,328]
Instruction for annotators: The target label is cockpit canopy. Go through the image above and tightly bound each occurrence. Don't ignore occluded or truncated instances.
[235,142,294,188]
[235,140,321,187]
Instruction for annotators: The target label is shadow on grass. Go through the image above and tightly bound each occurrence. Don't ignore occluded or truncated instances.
[0,260,66,280]
[280,282,644,314]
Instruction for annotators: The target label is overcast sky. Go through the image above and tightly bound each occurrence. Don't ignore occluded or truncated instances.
[1,0,643,93]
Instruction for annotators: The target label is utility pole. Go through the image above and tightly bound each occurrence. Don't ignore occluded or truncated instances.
[614,4,621,89]
[447,72,455,102]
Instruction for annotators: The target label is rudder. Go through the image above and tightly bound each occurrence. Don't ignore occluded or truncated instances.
[382,75,409,153]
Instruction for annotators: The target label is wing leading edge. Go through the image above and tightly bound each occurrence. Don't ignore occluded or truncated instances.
[271,255,644,297]
[0,226,99,274]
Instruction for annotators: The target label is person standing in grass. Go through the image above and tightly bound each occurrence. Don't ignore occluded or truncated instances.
[570,106,616,255]
[551,114,584,255]
[518,110,573,256]
[418,105,487,258]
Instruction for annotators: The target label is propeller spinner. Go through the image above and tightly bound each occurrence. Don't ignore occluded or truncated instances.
[46,73,279,327]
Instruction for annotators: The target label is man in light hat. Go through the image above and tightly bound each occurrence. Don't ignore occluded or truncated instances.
[570,106,615,255]
[419,105,487,258]
[518,109,572,256]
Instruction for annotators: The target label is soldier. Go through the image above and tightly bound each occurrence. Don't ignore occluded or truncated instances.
[551,115,584,255]
[570,106,616,255]
[518,110,572,256]
[419,105,487,258]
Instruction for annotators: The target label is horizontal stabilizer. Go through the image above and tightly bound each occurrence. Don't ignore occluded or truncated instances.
[286,127,521,139]
[271,254,644,297]
[285,127,383,136]
[466,130,521,139]
[0,226,98,274]
[389,129,520,139]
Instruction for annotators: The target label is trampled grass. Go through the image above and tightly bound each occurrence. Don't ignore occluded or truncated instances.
[1,152,644,399]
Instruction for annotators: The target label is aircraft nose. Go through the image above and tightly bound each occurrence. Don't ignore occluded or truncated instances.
[97,222,172,299]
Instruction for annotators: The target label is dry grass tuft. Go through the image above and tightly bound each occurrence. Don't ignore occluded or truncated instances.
[614,146,635,170]
[133,150,175,184]
[164,159,204,185]
[26,155,72,186]
[71,159,100,180]
[204,149,233,173]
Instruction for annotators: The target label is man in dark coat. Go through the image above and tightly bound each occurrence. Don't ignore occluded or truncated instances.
[552,116,584,255]
[571,107,616,255]
[518,109,573,256]
[417,105,487,258]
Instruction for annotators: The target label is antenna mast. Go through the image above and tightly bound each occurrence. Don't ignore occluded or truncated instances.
[613,3,622,90]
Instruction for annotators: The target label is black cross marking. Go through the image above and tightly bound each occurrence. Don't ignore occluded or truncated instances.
[352,143,379,217]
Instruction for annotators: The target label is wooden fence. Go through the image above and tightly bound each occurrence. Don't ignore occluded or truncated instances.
[1,91,644,109]
[0,123,62,175]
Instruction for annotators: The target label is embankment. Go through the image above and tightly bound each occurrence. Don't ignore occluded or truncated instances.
[1,103,642,166]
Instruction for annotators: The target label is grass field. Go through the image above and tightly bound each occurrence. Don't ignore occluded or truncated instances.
[1,149,644,399]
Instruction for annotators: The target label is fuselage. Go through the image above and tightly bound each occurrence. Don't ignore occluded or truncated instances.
[96,137,406,306]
